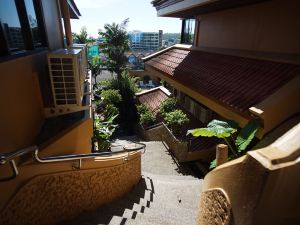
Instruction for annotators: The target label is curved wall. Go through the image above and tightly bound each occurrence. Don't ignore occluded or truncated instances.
[0,152,141,225]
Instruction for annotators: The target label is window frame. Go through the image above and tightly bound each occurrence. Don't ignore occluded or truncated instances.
[180,18,196,45]
[0,0,48,60]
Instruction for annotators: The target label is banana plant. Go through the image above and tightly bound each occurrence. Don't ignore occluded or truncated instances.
[187,119,260,168]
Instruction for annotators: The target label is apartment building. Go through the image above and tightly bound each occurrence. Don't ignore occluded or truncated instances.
[129,30,163,51]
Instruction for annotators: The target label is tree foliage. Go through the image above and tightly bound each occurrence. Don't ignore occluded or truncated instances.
[73,27,95,44]
[100,89,122,106]
[98,19,130,79]
[159,98,177,115]
[88,56,102,87]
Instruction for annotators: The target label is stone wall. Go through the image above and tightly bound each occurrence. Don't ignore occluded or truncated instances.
[137,123,189,162]
[0,154,141,225]
[137,123,215,162]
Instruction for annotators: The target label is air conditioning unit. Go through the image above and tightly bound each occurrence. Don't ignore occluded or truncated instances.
[45,48,89,117]
[69,43,88,79]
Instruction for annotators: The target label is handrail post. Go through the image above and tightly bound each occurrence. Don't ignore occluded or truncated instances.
[216,144,228,167]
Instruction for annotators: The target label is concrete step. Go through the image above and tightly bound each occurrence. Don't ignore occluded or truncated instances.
[142,172,198,181]
[125,208,195,225]
[108,215,126,225]
[128,201,196,223]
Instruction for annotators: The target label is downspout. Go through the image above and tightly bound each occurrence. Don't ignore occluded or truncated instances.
[60,0,73,47]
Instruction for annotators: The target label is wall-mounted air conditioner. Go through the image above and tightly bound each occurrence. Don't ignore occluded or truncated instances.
[45,48,89,117]
[70,43,88,80]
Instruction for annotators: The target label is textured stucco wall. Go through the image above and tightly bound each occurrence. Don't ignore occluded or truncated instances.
[197,124,300,225]
[0,155,141,225]
[197,188,232,225]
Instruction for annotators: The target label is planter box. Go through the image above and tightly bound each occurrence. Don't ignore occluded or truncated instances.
[136,123,215,162]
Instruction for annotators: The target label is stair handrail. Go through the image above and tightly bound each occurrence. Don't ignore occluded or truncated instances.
[0,145,37,181]
[35,142,145,169]
[0,145,37,165]
[0,142,146,181]
[34,142,146,166]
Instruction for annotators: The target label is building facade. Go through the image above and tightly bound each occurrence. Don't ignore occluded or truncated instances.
[148,1,300,224]
[129,30,163,51]
[0,1,141,224]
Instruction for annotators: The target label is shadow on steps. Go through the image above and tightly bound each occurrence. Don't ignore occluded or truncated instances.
[58,176,154,225]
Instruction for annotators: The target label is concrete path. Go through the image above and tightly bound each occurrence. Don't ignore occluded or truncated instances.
[60,141,202,225]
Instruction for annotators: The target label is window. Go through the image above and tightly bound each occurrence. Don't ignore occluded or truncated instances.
[24,0,43,46]
[0,0,46,57]
[181,19,196,45]
[0,0,26,53]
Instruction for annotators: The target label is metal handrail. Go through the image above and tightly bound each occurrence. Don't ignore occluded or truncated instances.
[1,142,146,180]
[0,145,37,165]
[34,142,146,163]
[0,145,37,181]
[35,142,146,169]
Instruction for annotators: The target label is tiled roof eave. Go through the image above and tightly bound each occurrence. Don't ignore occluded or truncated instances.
[145,63,255,121]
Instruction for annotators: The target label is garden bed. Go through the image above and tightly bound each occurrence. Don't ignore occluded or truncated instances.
[136,122,215,162]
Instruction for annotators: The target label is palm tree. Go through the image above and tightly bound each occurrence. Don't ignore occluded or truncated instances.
[73,27,95,44]
[88,56,102,89]
[98,19,130,80]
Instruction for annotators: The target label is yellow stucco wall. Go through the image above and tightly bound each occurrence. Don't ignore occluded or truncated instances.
[0,0,65,153]
[0,151,141,225]
[250,75,300,135]
[40,117,93,157]
[197,123,300,225]
[0,53,47,153]
[198,0,300,54]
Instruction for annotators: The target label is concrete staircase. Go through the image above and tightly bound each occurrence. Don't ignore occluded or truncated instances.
[62,141,202,225]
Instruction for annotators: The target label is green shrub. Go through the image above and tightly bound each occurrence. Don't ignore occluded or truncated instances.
[159,98,177,115]
[164,109,189,134]
[94,114,118,151]
[100,89,122,105]
[104,104,119,118]
[136,104,149,115]
[97,79,114,91]
[140,111,155,127]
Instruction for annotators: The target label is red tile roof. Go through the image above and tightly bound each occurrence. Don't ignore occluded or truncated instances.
[136,88,169,113]
[145,48,300,116]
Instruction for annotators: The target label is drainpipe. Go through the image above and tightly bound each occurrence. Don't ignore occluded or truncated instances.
[61,0,73,47]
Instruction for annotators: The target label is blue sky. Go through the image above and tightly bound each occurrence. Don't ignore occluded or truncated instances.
[71,0,181,37]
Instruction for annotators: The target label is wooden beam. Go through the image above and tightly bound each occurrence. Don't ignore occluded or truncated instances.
[60,0,73,46]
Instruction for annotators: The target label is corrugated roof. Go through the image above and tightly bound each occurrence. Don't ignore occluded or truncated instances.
[145,48,300,115]
[136,88,169,113]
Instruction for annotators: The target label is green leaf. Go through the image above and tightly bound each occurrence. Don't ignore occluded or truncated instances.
[235,119,260,152]
[209,159,217,169]
[187,128,216,137]
[187,119,237,138]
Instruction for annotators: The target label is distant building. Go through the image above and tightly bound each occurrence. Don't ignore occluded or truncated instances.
[129,30,163,51]
[3,24,25,51]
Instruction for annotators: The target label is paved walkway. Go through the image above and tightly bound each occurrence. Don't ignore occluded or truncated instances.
[60,141,202,225]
